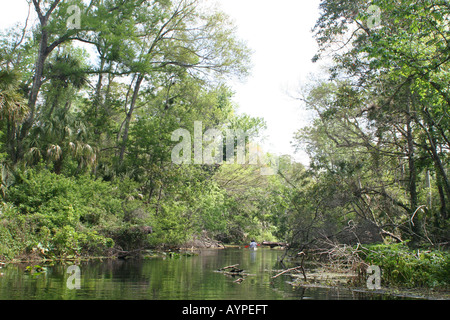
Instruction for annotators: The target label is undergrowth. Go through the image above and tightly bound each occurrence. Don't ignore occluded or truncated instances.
[358,242,450,289]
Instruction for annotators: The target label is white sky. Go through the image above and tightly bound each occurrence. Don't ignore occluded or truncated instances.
[217,0,321,165]
[0,0,322,165]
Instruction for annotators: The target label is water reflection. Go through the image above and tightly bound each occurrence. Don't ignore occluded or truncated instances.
[0,248,405,300]
[250,250,256,263]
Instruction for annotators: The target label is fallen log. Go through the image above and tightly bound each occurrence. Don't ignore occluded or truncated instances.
[218,264,239,271]
[223,269,244,277]
[261,241,288,248]
[114,248,147,259]
[218,264,246,277]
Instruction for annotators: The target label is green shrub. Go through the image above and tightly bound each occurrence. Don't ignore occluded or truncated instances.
[52,226,114,256]
[0,203,38,260]
[104,223,150,251]
[1,169,128,259]
[148,202,192,247]
[359,242,450,288]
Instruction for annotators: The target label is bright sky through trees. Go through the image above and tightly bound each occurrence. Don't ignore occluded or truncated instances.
[217,0,321,164]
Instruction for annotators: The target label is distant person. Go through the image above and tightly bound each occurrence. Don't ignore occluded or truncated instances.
[249,240,257,249]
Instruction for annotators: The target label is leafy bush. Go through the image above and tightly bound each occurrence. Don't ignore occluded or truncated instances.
[51,225,114,256]
[148,202,192,247]
[8,169,125,226]
[359,242,450,288]
[0,203,37,260]
[0,169,127,259]
[104,223,150,251]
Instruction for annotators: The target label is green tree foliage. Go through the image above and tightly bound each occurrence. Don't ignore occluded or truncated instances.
[0,0,283,260]
[286,0,449,255]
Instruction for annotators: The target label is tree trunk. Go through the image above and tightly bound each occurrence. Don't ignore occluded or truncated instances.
[436,177,447,221]
[16,0,63,162]
[406,99,420,238]
[418,109,450,222]
[16,25,49,162]
[118,74,143,165]
[424,126,450,204]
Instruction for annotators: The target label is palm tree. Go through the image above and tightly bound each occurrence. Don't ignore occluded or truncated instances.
[0,69,28,194]
[43,53,88,118]
[26,106,97,175]
[0,70,28,163]
[23,53,95,175]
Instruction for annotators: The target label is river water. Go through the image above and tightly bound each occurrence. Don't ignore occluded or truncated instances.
[0,248,404,300]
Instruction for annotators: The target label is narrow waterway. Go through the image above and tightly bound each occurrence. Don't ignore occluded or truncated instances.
[0,248,405,300]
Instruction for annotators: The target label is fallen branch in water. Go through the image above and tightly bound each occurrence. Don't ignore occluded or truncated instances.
[272,252,307,280]
[272,266,305,279]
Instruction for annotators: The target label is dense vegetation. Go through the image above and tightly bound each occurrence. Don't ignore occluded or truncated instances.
[0,0,448,289]
[359,242,450,288]
[0,0,286,261]
[282,0,450,289]
[284,0,449,250]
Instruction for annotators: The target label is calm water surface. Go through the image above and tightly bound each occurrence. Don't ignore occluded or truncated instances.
[0,248,393,300]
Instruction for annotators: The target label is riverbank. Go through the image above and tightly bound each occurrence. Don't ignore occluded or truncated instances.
[0,237,229,265]
[288,270,450,300]
[274,241,450,300]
